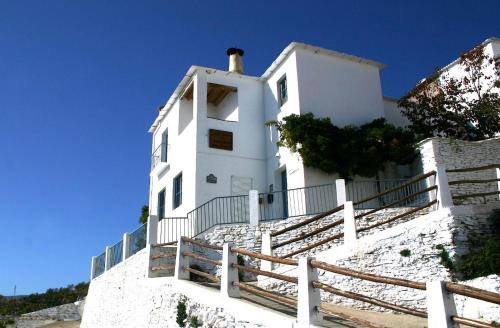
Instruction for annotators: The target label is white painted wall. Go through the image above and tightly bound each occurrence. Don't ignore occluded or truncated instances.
[383,96,409,127]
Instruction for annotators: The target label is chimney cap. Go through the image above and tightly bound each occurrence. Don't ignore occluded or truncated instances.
[226,48,244,56]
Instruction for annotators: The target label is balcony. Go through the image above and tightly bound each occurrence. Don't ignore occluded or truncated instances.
[151,143,168,171]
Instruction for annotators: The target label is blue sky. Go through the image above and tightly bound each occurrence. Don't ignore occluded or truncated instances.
[0,0,498,295]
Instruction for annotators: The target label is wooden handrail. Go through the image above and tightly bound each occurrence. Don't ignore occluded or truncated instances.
[446,163,500,173]
[356,200,437,234]
[353,171,436,206]
[280,232,344,259]
[452,190,500,200]
[272,217,344,249]
[452,316,498,328]
[448,178,500,185]
[355,186,437,219]
[446,282,500,305]
[233,282,297,306]
[182,251,222,266]
[318,306,388,328]
[152,241,178,247]
[151,252,177,260]
[310,260,426,290]
[313,282,427,318]
[183,266,220,283]
[270,204,344,237]
[230,247,299,266]
[181,236,223,250]
[231,263,298,284]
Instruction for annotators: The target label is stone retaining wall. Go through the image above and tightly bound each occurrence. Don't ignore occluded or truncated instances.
[419,137,500,205]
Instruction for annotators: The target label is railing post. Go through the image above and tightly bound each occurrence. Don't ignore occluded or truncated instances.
[426,281,458,328]
[496,167,500,201]
[147,215,158,245]
[249,190,259,227]
[297,257,322,327]
[435,165,454,209]
[175,237,190,280]
[260,232,273,273]
[90,256,97,280]
[221,243,240,298]
[104,246,112,271]
[123,232,131,260]
[343,201,357,246]
[335,179,346,205]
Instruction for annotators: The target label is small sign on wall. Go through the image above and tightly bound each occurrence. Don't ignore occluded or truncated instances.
[209,129,233,151]
[206,174,217,184]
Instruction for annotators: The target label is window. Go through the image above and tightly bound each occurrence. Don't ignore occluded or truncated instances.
[173,173,182,209]
[277,75,288,106]
[158,189,165,220]
[161,130,168,162]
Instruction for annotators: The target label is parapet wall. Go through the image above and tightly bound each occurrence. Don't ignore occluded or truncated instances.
[419,137,500,204]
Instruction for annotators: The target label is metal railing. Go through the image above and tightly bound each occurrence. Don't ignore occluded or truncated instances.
[129,223,147,256]
[109,240,123,269]
[150,143,166,170]
[158,217,191,244]
[94,252,106,278]
[347,178,428,209]
[187,194,250,236]
[259,183,337,221]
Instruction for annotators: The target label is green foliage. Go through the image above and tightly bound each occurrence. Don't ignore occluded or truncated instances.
[189,315,202,328]
[176,299,188,327]
[0,282,89,316]
[0,319,15,328]
[399,44,500,141]
[435,244,454,271]
[266,115,417,178]
[399,249,411,257]
[139,205,149,224]
[237,255,245,282]
[455,209,500,279]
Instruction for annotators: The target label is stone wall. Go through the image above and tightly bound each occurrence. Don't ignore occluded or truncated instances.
[419,137,500,205]
[81,248,265,328]
[14,301,84,328]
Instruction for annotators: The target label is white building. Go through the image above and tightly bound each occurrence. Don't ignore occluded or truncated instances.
[147,42,412,221]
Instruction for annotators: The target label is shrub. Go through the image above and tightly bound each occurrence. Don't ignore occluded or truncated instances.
[400,249,411,257]
[455,209,500,279]
[237,255,245,282]
[189,315,202,328]
[176,299,188,327]
[435,244,454,271]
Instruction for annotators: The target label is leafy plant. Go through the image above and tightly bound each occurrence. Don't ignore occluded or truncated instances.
[266,115,417,178]
[139,205,149,224]
[176,299,188,327]
[435,244,454,271]
[455,209,500,279]
[237,255,245,282]
[189,315,202,328]
[399,44,500,141]
[400,249,411,257]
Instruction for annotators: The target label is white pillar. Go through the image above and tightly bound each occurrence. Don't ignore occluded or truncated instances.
[147,215,159,245]
[175,238,190,280]
[435,165,454,209]
[426,281,458,328]
[260,232,273,273]
[90,256,97,280]
[335,179,346,205]
[104,246,112,271]
[297,257,323,327]
[343,201,357,246]
[123,233,131,260]
[496,168,500,201]
[221,243,240,298]
[249,190,260,227]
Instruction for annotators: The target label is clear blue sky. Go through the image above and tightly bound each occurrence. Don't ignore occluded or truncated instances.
[0,0,498,295]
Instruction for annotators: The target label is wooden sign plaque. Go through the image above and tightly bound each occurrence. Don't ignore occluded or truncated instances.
[209,129,233,151]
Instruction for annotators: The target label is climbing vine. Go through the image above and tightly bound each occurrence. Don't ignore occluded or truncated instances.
[266,114,417,178]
